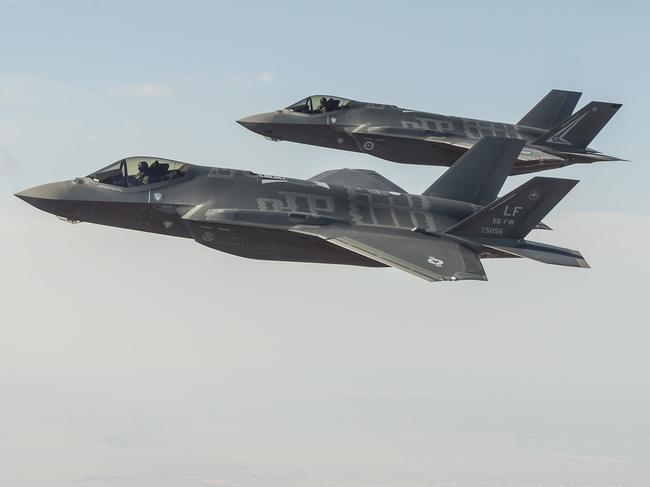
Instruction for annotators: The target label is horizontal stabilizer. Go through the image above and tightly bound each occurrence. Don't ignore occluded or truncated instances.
[518,89,582,130]
[446,177,578,240]
[534,101,621,149]
[479,239,589,268]
[423,136,525,205]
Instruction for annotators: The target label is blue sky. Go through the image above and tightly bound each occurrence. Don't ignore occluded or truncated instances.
[1,0,646,212]
[1,2,649,486]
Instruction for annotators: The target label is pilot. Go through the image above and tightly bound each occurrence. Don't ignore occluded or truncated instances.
[317,97,339,113]
[148,160,162,183]
[135,160,150,184]
[317,97,328,112]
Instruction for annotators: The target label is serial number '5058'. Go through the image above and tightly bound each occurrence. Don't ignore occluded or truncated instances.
[481,226,504,235]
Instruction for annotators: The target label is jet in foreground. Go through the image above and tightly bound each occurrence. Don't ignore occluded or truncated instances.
[16,137,588,282]
[238,90,622,174]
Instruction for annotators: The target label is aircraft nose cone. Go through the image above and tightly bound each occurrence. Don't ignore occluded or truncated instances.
[236,113,278,136]
[16,181,66,200]
[236,114,261,128]
[236,115,256,130]
[14,190,31,203]
[15,181,71,214]
[15,186,43,205]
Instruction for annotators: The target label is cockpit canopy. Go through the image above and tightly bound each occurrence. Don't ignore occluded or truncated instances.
[88,157,189,187]
[286,95,351,114]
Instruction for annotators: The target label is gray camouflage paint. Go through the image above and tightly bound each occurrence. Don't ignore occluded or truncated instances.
[15,162,477,267]
[15,142,588,282]
[238,93,622,174]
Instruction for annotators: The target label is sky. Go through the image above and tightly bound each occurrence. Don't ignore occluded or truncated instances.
[1,1,649,486]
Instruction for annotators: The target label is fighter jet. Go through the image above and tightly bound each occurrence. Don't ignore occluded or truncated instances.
[238,90,622,174]
[16,137,588,282]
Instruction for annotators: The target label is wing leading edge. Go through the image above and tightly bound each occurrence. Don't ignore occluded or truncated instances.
[309,168,406,193]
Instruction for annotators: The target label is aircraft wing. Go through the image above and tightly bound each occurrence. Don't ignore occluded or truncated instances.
[345,126,565,164]
[309,168,406,193]
[181,205,486,282]
[291,225,487,282]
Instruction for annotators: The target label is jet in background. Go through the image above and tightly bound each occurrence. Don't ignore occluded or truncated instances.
[238,90,622,174]
[16,137,587,282]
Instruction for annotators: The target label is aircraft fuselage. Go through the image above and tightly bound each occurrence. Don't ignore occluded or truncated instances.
[16,162,478,266]
[238,99,619,174]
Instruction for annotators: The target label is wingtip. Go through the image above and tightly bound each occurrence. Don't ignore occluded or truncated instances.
[600,155,629,162]
[575,252,590,268]
[534,222,553,231]
[591,101,623,109]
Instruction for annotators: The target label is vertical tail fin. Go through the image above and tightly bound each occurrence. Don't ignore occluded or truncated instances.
[534,101,622,149]
[422,136,525,205]
[446,177,578,240]
[518,89,582,130]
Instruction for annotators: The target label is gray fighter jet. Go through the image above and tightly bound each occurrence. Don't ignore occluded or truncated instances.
[238,90,622,174]
[16,137,588,282]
